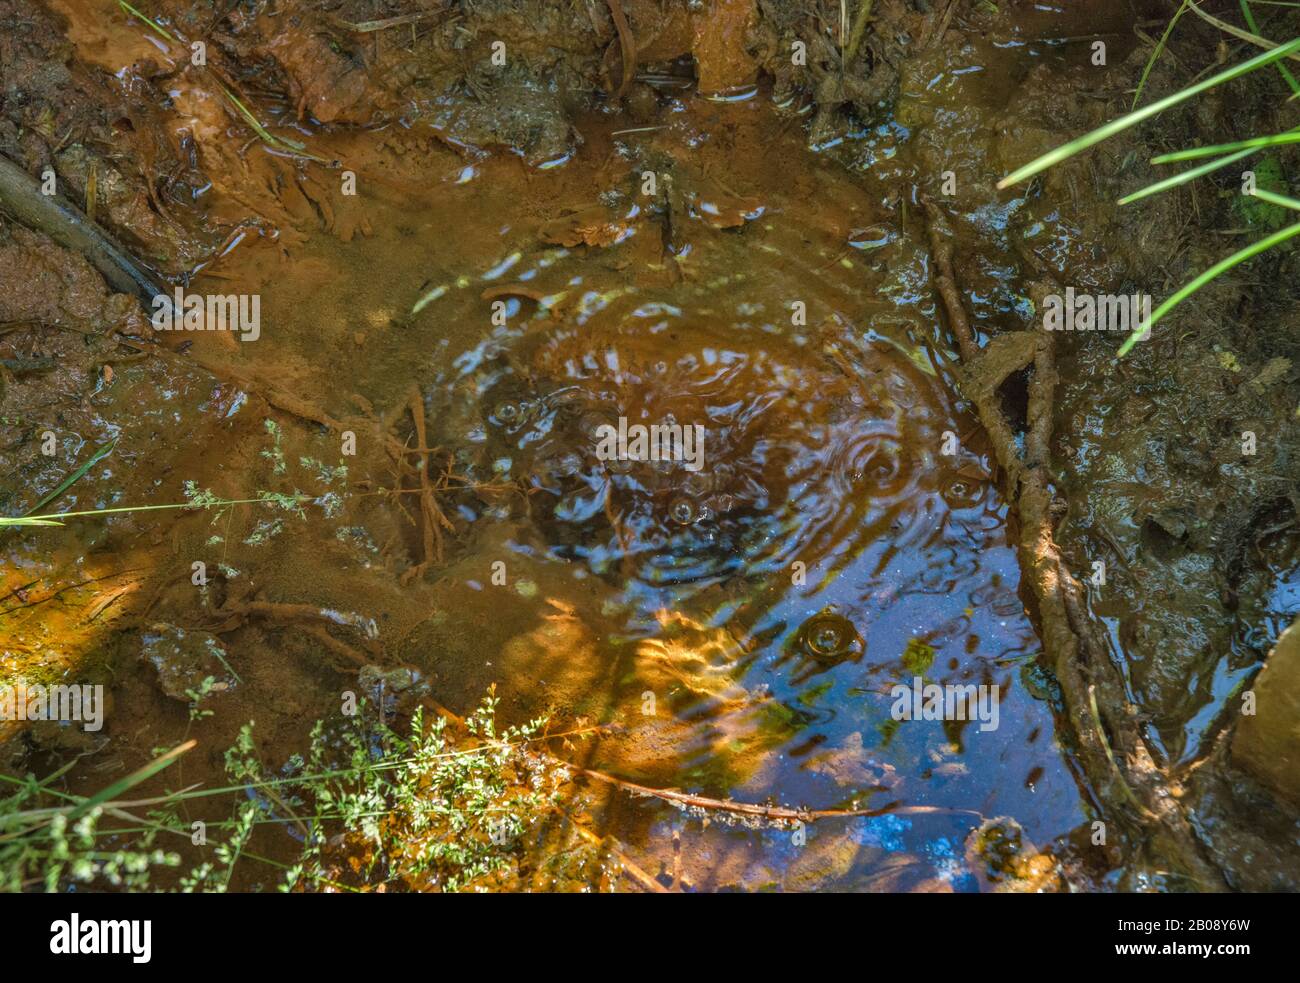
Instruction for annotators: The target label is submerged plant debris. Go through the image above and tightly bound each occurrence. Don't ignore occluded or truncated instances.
[0,0,1298,899]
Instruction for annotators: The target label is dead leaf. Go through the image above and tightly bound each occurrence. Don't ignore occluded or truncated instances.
[539,205,634,247]
[805,732,900,788]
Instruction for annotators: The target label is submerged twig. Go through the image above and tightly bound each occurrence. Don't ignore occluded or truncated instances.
[572,764,981,824]
[397,388,454,584]
[115,334,347,431]
[568,822,668,893]
[331,10,448,33]
[604,0,637,101]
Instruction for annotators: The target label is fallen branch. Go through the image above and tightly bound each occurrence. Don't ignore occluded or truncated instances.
[0,153,165,303]
[922,198,1227,890]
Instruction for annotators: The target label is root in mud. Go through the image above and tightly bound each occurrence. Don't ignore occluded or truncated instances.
[924,198,1228,890]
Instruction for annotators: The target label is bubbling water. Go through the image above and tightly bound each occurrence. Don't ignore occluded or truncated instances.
[798,611,863,663]
[469,314,949,595]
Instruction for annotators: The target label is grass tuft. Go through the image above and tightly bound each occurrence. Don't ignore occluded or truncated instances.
[0,694,579,893]
[1000,18,1300,357]
[997,37,1300,190]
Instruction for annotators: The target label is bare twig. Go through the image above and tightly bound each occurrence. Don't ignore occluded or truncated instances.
[572,765,982,824]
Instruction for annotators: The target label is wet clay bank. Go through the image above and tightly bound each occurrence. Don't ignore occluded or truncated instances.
[0,0,1297,890]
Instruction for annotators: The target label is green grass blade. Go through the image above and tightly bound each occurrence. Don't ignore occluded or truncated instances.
[68,740,197,820]
[23,437,117,516]
[117,0,176,43]
[1133,0,1193,109]
[1118,217,1300,355]
[1190,1,1300,58]
[4,494,307,528]
[1118,147,1256,204]
[217,82,332,164]
[998,37,1300,189]
[1152,129,1300,162]
[1241,0,1300,95]
[1252,187,1300,210]
[218,83,306,152]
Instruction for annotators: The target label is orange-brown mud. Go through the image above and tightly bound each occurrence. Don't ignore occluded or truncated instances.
[2,0,1299,891]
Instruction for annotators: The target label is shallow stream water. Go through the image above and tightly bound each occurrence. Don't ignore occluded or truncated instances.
[1,0,1176,890]
[193,80,1095,889]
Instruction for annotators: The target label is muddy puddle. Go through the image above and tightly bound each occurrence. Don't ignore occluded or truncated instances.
[186,90,1084,889]
[2,0,1298,893]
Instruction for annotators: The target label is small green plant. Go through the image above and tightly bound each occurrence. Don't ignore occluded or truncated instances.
[0,742,192,892]
[1,419,334,529]
[183,676,220,723]
[901,637,936,676]
[267,694,569,892]
[0,694,576,893]
[260,419,287,475]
